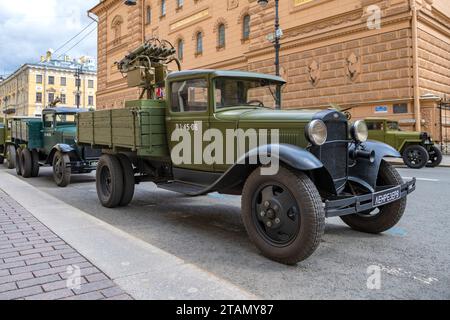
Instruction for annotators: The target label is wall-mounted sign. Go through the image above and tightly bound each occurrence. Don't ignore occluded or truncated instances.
[375,105,388,113]
[170,9,209,31]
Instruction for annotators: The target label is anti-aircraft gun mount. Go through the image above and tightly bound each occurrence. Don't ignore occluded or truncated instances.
[115,38,181,99]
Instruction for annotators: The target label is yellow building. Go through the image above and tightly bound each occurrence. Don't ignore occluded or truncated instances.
[0,52,97,117]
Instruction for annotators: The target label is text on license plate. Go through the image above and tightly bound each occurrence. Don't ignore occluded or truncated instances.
[373,186,401,207]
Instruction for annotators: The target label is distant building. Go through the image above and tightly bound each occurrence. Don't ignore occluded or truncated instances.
[89,0,449,141]
[0,51,97,117]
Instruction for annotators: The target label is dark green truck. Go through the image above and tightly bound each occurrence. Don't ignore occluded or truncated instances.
[11,107,100,186]
[366,118,442,169]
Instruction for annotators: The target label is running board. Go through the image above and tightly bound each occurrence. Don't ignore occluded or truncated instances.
[157,181,209,196]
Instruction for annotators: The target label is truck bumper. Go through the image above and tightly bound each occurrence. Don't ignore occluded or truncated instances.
[325,179,416,218]
[67,160,98,172]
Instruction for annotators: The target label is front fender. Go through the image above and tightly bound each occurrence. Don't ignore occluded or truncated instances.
[349,140,401,188]
[47,144,76,164]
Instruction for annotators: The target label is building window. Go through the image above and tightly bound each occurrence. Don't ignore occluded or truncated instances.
[60,94,66,104]
[196,32,203,55]
[111,15,123,44]
[243,15,250,40]
[177,0,184,8]
[217,24,226,48]
[88,96,94,106]
[48,76,55,85]
[146,6,152,24]
[393,103,408,114]
[161,0,166,17]
[48,93,55,103]
[36,92,42,103]
[88,80,94,89]
[36,75,42,84]
[60,77,66,86]
[177,39,184,61]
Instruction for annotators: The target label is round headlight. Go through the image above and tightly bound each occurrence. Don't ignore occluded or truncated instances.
[306,120,327,146]
[351,120,368,143]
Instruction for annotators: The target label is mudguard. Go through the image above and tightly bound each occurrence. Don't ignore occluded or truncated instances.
[176,144,325,196]
[348,140,401,190]
[47,144,76,164]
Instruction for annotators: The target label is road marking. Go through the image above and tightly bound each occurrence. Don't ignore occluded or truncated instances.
[402,177,439,182]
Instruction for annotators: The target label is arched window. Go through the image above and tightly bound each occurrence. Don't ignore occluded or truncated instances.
[146,6,152,24]
[243,15,250,40]
[196,32,203,55]
[111,15,123,43]
[161,0,166,17]
[177,39,184,61]
[218,24,226,48]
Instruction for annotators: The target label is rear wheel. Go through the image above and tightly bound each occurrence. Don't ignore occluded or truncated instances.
[340,160,406,234]
[402,145,429,169]
[15,147,22,176]
[6,145,16,169]
[21,148,33,178]
[0,154,3,164]
[117,154,135,207]
[241,165,325,265]
[31,149,40,177]
[52,151,71,187]
[426,146,442,168]
[96,154,124,208]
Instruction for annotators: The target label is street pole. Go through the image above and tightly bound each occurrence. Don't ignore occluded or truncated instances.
[75,67,82,108]
[274,0,281,110]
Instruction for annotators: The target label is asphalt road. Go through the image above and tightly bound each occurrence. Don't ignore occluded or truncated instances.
[2,164,449,299]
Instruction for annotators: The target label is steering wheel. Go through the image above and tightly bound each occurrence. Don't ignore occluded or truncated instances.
[247,100,265,108]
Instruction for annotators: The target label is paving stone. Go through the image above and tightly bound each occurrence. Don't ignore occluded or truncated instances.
[9,262,51,275]
[85,273,109,283]
[24,288,74,300]
[0,285,43,300]
[64,291,104,300]
[17,274,61,289]
[0,282,17,293]
[0,272,34,285]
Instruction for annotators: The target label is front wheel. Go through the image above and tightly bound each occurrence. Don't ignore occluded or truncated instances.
[402,145,429,169]
[20,148,33,178]
[52,151,71,187]
[96,154,124,208]
[340,160,406,234]
[426,146,442,168]
[241,166,325,265]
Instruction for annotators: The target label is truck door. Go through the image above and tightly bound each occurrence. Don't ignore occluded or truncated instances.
[166,77,213,173]
[367,121,385,143]
[42,112,57,154]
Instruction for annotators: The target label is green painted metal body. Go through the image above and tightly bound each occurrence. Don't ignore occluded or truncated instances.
[76,70,316,173]
[366,118,432,152]
[10,118,43,149]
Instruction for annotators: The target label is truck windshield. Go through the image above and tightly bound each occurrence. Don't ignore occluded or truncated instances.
[56,113,76,126]
[214,77,280,109]
[387,121,400,131]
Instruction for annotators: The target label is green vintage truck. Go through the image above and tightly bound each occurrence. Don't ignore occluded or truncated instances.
[11,107,100,186]
[76,40,416,264]
[366,118,442,169]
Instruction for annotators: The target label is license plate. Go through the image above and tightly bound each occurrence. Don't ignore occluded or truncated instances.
[373,186,401,207]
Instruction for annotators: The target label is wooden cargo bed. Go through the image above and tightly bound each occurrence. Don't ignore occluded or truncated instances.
[77,100,169,158]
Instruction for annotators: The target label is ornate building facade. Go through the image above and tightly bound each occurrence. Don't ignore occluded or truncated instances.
[89,0,450,140]
[0,52,97,117]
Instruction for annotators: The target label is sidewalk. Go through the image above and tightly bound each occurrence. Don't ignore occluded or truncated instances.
[0,189,132,300]
[0,170,256,300]
[387,154,450,167]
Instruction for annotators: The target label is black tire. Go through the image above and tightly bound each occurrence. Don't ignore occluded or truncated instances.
[6,145,16,169]
[402,145,429,169]
[426,146,442,168]
[241,165,325,265]
[21,148,33,178]
[15,147,22,176]
[341,160,406,234]
[117,154,135,207]
[0,155,3,165]
[52,151,71,187]
[96,154,124,208]
[31,149,40,177]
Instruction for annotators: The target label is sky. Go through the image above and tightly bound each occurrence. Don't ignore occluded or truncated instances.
[0,0,99,76]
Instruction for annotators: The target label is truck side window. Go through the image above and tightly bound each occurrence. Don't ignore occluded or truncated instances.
[44,114,54,128]
[171,79,208,113]
[367,122,384,130]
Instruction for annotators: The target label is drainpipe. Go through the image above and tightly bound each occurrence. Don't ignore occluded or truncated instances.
[410,0,421,131]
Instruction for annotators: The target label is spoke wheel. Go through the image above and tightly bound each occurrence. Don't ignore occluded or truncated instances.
[52,151,71,187]
[96,154,124,208]
[402,145,429,169]
[5,145,16,169]
[426,146,442,168]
